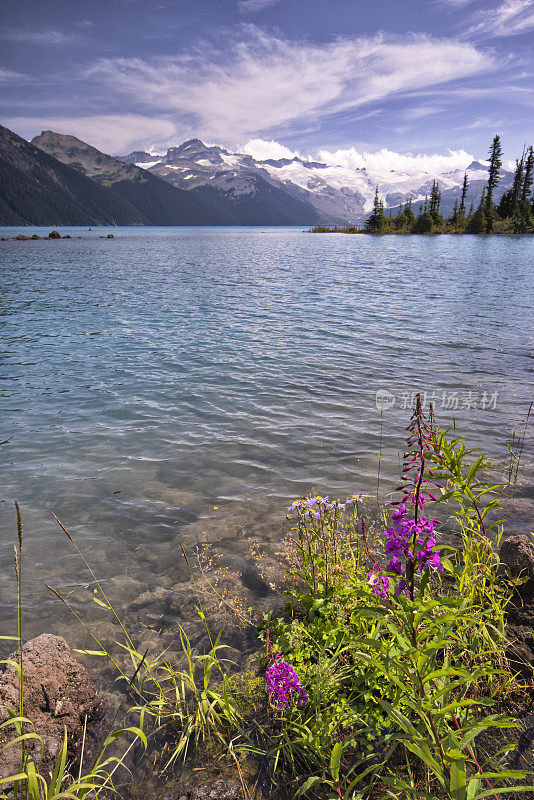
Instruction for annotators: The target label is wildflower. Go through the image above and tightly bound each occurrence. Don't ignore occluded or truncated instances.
[368,569,390,600]
[266,658,308,709]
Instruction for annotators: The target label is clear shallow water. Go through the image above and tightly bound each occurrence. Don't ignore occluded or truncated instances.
[0,227,533,656]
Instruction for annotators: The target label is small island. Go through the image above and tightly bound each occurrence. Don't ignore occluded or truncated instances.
[311,136,534,235]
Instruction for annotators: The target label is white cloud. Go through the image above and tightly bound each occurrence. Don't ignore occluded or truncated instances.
[0,27,79,45]
[6,114,180,154]
[316,146,474,183]
[0,68,25,81]
[85,27,494,146]
[238,0,284,12]
[240,138,299,160]
[469,0,534,37]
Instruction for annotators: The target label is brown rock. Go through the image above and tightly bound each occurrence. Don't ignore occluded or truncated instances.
[0,634,98,783]
[506,623,534,677]
[48,230,61,239]
[15,234,30,240]
[63,235,71,239]
[500,534,534,606]
[107,233,114,238]
[1,237,8,241]
[162,780,243,800]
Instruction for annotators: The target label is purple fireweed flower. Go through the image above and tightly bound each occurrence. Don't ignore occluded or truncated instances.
[266,658,308,710]
[368,570,390,600]
[385,556,404,575]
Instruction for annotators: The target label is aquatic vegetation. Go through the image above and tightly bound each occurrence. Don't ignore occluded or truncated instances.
[0,507,147,800]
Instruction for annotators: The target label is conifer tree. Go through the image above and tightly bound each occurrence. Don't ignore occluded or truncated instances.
[429,180,442,224]
[459,172,469,217]
[485,134,502,231]
[522,146,534,204]
[365,185,386,233]
[413,211,434,234]
[467,204,486,233]
[449,199,459,227]
[404,197,415,223]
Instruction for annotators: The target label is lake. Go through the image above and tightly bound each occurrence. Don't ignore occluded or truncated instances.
[0,227,533,659]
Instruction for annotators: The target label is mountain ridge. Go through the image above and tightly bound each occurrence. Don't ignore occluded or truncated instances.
[116,140,514,223]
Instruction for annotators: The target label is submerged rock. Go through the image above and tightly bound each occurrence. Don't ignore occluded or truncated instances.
[162,779,242,799]
[0,634,98,782]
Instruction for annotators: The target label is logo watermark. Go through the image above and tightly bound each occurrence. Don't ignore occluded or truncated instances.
[375,389,499,412]
[375,389,396,412]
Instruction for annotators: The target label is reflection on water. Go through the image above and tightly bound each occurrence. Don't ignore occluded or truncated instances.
[0,227,533,661]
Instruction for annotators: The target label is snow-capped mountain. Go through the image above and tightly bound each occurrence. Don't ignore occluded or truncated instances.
[118,140,514,224]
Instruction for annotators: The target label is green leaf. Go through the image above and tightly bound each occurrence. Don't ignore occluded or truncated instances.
[474,787,534,799]
[450,753,467,800]
[330,741,342,783]
[49,728,68,795]
[73,649,107,656]
[295,776,321,797]
[92,597,111,610]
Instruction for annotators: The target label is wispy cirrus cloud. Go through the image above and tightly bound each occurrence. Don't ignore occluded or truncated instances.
[238,0,285,12]
[6,114,180,154]
[0,27,80,45]
[81,27,494,146]
[0,68,26,81]
[468,0,534,37]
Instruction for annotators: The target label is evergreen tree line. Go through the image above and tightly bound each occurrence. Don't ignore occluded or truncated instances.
[364,135,534,234]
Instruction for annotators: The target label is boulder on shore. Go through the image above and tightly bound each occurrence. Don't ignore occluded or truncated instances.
[15,234,30,240]
[107,233,114,238]
[500,534,534,606]
[0,634,98,783]
[48,230,61,239]
[31,234,41,240]
[499,534,534,676]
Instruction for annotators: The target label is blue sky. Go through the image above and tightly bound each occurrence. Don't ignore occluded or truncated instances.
[1,0,533,164]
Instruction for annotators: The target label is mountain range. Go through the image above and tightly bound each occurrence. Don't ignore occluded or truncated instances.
[0,123,514,226]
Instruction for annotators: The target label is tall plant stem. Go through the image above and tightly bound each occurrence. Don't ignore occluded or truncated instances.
[14,502,25,768]
[377,406,384,501]
[514,401,532,483]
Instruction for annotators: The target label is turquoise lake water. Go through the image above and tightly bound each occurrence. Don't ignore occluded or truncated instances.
[0,227,533,653]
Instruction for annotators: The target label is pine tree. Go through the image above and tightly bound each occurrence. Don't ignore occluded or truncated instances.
[485,134,502,231]
[522,146,534,204]
[429,180,442,225]
[365,185,386,233]
[459,172,469,217]
[449,199,459,227]
[413,212,434,234]
[512,151,525,207]
[468,189,487,233]
[467,204,486,233]
[404,197,415,223]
